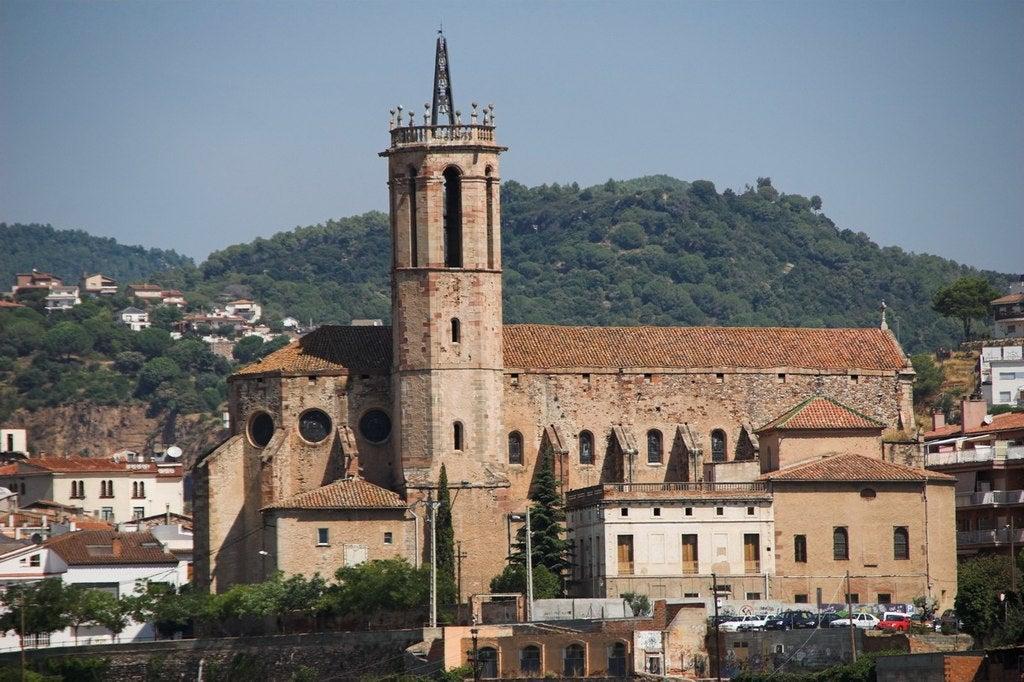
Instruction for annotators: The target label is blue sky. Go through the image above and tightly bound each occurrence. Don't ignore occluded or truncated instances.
[1,1,1021,272]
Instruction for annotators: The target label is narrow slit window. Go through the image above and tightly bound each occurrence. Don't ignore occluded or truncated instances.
[485,166,495,269]
[408,166,418,267]
[451,318,461,343]
[443,166,463,268]
[453,422,464,451]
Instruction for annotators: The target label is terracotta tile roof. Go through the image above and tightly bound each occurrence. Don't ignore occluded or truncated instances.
[17,457,183,476]
[44,530,178,565]
[756,396,884,432]
[0,464,18,476]
[0,300,24,309]
[923,411,1024,440]
[236,324,908,377]
[263,477,406,511]
[758,453,955,482]
[991,293,1024,305]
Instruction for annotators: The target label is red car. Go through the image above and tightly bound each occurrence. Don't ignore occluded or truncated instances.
[875,612,912,632]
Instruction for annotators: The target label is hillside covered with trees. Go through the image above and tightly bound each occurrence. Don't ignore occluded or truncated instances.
[154,175,1010,354]
[0,223,193,286]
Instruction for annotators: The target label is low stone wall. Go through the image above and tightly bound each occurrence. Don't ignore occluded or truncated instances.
[715,629,909,677]
[0,629,431,682]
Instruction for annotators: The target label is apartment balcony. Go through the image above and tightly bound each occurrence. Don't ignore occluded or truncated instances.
[927,445,1024,467]
[957,527,1024,548]
[956,489,1024,508]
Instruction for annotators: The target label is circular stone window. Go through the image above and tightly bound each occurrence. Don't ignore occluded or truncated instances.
[248,412,275,448]
[298,409,333,443]
[359,409,392,444]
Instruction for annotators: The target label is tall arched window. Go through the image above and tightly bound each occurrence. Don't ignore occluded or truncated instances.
[833,527,849,560]
[508,431,523,464]
[407,166,418,267]
[450,318,461,343]
[579,430,594,465]
[520,645,541,675]
[564,643,586,677]
[485,166,495,269]
[893,527,909,560]
[453,422,464,451]
[443,166,463,268]
[711,430,727,462]
[647,429,663,464]
[478,647,498,679]
[608,642,628,678]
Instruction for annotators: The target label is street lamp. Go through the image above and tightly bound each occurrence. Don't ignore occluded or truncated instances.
[509,509,533,622]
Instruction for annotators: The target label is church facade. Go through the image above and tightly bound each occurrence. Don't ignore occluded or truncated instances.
[195,36,951,606]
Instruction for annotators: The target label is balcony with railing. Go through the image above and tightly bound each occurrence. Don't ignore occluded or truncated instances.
[956,489,1024,508]
[566,481,770,508]
[927,445,1024,468]
[957,527,1024,547]
[389,124,497,147]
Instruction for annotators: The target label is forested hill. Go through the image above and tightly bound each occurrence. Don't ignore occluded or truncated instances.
[4,177,1011,353]
[0,223,192,285]
[159,176,1009,353]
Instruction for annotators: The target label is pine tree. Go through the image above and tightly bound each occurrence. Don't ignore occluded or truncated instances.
[513,442,571,582]
[435,464,457,606]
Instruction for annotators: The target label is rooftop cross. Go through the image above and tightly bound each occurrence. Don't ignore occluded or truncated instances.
[431,31,455,126]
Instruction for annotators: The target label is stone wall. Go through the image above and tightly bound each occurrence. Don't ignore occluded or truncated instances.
[3,630,429,682]
[716,629,909,676]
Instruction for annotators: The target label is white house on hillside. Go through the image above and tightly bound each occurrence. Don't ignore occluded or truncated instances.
[225,299,261,323]
[981,346,1024,407]
[44,286,80,311]
[118,307,150,331]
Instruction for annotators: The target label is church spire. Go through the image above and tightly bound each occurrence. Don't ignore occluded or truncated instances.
[431,30,455,126]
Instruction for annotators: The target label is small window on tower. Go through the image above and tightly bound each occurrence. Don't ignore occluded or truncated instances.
[451,318,461,343]
[453,422,464,451]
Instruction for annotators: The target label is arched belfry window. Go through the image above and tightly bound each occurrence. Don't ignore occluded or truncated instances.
[711,429,727,462]
[443,166,463,268]
[485,166,495,269]
[579,430,594,465]
[451,318,461,343]
[508,431,523,464]
[647,429,663,464]
[407,166,419,267]
[453,422,464,451]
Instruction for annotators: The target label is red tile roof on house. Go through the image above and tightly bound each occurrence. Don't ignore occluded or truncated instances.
[758,453,955,483]
[235,324,908,377]
[17,457,183,476]
[991,293,1024,305]
[44,530,178,565]
[0,300,24,309]
[263,477,406,511]
[923,411,1024,440]
[756,396,884,433]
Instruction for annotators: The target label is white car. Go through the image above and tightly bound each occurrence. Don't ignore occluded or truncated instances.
[719,615,769,632]
[831,613,880,629]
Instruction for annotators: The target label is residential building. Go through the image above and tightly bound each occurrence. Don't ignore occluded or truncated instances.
[0,428,27,454]
[127,283,164,302]
[0,300,24,310]
[79,273,118,296]
[225,299,261,323]
[567,482,774,601]
[161,290,187,308]
[991,276,1024,340]
[12,270,63,295]
[979,345,1024,407]
[0,530,184,648]
[281,316,300,329]
[4,456,184,524]
[923,401,1024,556]
[44,286,80,310]
[118,306,151,331]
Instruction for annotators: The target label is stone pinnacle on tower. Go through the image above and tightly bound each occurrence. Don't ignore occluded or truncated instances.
[431,30,455,126]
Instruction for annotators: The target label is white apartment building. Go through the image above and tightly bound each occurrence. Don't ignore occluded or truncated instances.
[0,428,27,454]
[44,286,80,311]
[980,346,1024,407]
[118,307,151,332]
[566,482,775,601]
[3,457,184,524]
[225,299,261,323]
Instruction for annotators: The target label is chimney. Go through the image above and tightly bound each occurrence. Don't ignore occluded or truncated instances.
[931,411,945,430]
[961,399,988,432]
[111,535,123,557]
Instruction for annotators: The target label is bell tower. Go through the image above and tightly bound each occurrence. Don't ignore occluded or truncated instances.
[383,32,507,488]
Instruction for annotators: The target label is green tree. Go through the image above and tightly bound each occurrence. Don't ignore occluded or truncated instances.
[932,276,1001,340]
[136,357,182,396]
[513,442,570,588]
[436,464,457,607]
[0,579,73,645]
[910,353,945,406]
[133,327,173,359]
[232,336,265,364]
[43,321,94,359]
[609,222,645,250]
[955,552,1024,645]
[489,563,560,599]
[64,586,119,644]
[326,558,428,615]
[150,305,183,330]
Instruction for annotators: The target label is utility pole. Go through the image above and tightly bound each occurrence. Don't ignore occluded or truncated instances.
[428,493,438,628]
[19,590,26,682]
[846,571,857,662]
[1010,517,1018,594]
[712,573,722,682]
[470,627,481,682]
[456,541,468,604]
[525,507,534,622]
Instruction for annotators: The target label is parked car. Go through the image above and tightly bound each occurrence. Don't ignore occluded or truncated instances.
[933,609,962,632]
[708,615,740,628]
[831,613,880,630]
[764,610,817,630]
[817,612,844,628]
[876,612,912,632]
[720,615,764,632]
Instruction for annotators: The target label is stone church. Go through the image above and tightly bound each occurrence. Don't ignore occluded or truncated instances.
[195,35,929,601]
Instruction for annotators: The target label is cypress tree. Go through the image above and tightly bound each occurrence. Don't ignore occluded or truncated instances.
[436,464,457,606]
[513,442,571,582]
